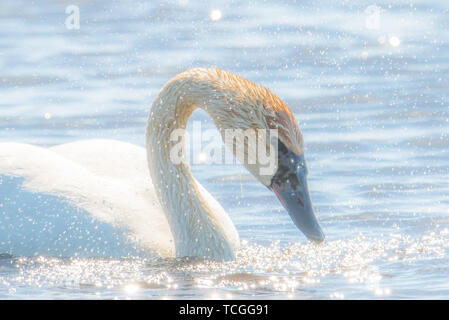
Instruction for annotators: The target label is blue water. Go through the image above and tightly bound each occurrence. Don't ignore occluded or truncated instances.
[0,0,448,299]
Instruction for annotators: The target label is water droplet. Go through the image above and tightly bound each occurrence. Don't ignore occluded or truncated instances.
[389,36,401,47]
[210,9,222,21]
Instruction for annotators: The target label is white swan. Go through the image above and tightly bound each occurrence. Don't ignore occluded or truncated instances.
[0,68,324,260]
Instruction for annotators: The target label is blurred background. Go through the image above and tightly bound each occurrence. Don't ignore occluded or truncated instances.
[0,0,448,299]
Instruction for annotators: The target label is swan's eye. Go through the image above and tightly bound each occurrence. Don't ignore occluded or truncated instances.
[300,161,308,175]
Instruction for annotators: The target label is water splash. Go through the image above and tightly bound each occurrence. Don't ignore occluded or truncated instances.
[2,232,449,299]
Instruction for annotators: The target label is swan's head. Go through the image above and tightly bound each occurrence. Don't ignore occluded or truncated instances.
[261,102,325,243]
[269,139,325,243]
[206,69,325,243]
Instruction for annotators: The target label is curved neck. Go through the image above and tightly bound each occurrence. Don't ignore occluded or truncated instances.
[145,70,240,260]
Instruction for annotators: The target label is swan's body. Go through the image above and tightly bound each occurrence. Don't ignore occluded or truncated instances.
[0,68,324,260]
[0,140,175,257]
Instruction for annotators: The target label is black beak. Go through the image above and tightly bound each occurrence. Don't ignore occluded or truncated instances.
[269,142,324,243]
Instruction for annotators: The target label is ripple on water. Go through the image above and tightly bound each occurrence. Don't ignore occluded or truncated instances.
[2,232,449,299]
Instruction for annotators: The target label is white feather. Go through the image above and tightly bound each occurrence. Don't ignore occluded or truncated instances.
[0,141,174,257]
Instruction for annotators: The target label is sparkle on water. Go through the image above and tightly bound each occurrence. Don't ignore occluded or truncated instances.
[389,36,401,47]
[1,0,449,299]
[2,232,449,299]
[209,9,222,21]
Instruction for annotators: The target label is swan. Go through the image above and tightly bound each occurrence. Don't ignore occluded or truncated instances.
[0,68,324,260]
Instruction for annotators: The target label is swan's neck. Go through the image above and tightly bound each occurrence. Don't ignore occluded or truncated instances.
[146,70,240,260]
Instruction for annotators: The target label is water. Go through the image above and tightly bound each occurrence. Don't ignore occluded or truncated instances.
[0,0,448,299]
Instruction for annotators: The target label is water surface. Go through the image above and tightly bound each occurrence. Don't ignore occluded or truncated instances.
[0,0,448,299]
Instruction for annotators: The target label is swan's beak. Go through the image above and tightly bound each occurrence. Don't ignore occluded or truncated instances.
[269,152,325,243]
